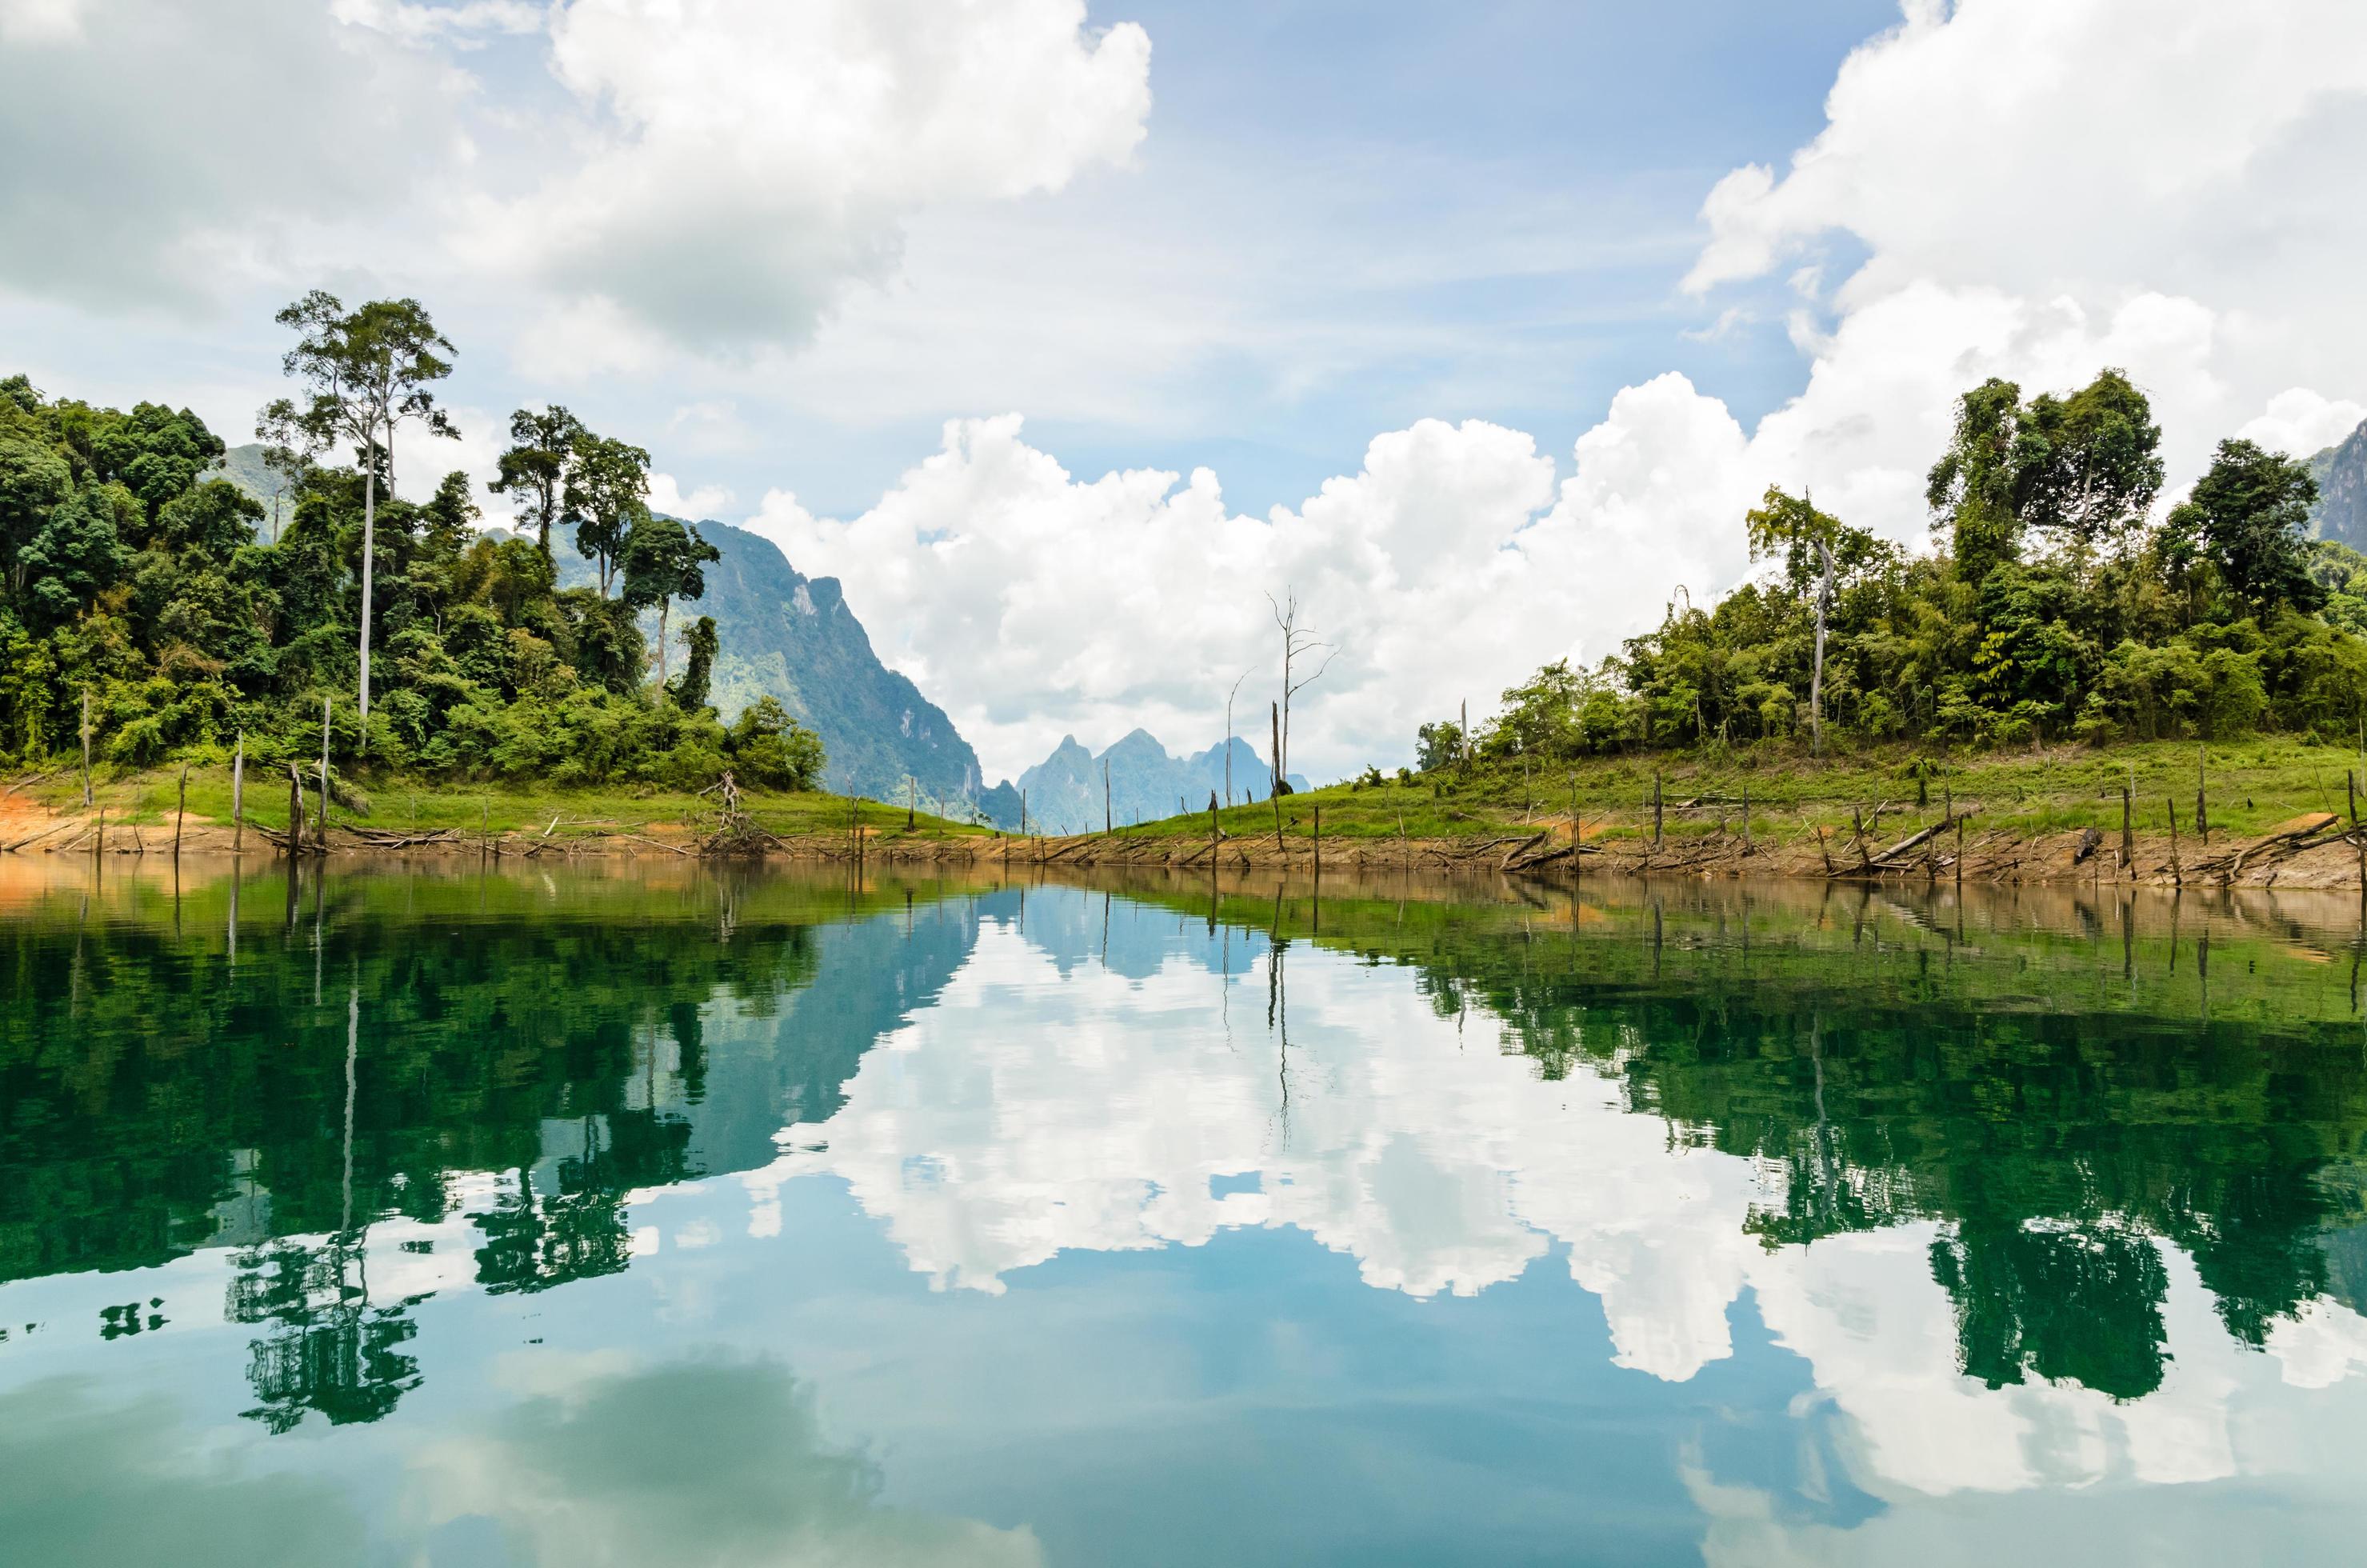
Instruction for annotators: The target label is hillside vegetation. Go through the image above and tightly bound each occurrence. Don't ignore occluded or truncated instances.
[1405,372,2367,766]
[1114,373,2367,862]
[0,293,823,797]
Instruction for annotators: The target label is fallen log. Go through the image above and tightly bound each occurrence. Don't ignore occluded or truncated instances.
[614,832,693,856]
[1498,831,1549,869]
[2,818,79,853]
[2189,813,2342,880]
[2,768,59,800]
[1869,810,1976,866]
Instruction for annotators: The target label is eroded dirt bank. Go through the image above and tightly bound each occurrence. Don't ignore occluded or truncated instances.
[10,797,2366,888]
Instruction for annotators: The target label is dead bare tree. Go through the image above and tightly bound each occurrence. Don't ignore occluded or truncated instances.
[1266,589,1337,790]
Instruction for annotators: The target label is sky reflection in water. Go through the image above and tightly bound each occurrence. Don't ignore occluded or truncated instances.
[7,858,2367,1565]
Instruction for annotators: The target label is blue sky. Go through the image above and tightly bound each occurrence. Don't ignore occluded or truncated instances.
[4,0,2364,778]
[3,0,1889,518]
[1001,0,1901,518]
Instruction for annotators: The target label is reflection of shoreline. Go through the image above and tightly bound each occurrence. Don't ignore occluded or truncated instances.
[14,849,2367,958]
[12,866,2367,1514]
[746,910,2367,1506]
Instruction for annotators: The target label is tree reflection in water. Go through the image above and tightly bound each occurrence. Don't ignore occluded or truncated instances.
[6,861,2367,1419]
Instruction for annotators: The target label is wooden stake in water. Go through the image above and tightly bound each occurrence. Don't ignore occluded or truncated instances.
[2168,797,2182,886]
[2196,743,2209,847]
[230,731,245,854]
[1270,702,1286,852]
[318,696,331,852]
[2121,772,2134,879]
[174,761,188,858]
[1652,770,1663,852]
[80,688,93,807]
[2352,769,2364,888]
[1313,804,1321,876]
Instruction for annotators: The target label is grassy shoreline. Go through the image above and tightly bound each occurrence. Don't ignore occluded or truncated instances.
[1150,736,2367,847]
[0,765,998,852]
[13,736,2367,882]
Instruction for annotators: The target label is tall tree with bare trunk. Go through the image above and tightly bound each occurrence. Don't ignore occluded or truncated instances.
[265,291,457,741]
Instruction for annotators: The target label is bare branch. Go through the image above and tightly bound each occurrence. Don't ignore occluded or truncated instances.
[1287,642,1341,699]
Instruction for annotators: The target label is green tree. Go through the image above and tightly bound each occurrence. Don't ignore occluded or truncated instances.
[622,514,721,689]
[1744,486,1865,755]
[2165,439,2322,614]
[562,434,651,598]
[18,484,132,630]
[488,405,586,565]
[2016,368,2165,556]
[266,291,458,734]
[1927,377,2028,588]
[728,696,826,789]
[0,406,72,595]
[1483,659,1585,758]
[670,614,719,712]
[1414,719,1464,773]
[74,399,225,523]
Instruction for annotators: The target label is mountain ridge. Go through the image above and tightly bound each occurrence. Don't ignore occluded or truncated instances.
[1010,729,1308,834]
[2308,418,2367,550]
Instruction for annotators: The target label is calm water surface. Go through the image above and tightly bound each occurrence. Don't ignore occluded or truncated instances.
[9,857,2367,1565]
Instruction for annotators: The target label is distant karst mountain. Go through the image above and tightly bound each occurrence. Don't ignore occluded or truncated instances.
[210,446,1000,818]
[638,518,994,815]
[2308,418,2367,551]
[1010,730,1309,835]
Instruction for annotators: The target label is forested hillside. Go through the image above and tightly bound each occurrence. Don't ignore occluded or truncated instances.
[1433,371,2367,765]
[0,294,822,790]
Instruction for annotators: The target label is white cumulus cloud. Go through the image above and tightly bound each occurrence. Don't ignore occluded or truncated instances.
[747,411,1729,782]
[460,0,1153,356]
[1678,0,2367,502]
[1,0,1152,366]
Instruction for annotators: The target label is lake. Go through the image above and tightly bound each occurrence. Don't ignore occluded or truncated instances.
[7,855,2367,1565]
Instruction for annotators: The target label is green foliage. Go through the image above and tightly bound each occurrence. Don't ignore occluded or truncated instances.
[488,404,586,562]
[563,433,653,598]
[0,319,823,792]
[622,513,717,612]
[1433,370,2364,761]
[1414,718,1464,772]
[2164,438,2322,614]
[727,696,827,790]
[670,614,719,712]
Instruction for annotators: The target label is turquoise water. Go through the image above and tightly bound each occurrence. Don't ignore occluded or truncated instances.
[9,858,2367,1564]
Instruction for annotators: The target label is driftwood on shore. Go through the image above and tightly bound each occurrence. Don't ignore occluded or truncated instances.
[1866,809,1977,869]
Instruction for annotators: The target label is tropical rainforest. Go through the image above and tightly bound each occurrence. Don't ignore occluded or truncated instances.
[1431,370,2367,766]
[0,294,823,790]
